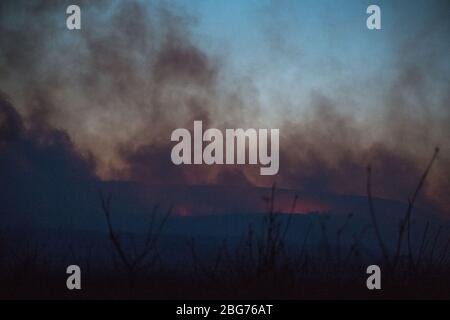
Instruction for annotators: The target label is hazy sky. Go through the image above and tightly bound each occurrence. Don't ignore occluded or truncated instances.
[181,0,448,116]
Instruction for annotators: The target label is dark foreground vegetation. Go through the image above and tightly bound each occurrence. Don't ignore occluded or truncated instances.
[0,148,449,299]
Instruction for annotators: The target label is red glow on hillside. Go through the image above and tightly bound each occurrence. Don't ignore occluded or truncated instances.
[175,205,192,217]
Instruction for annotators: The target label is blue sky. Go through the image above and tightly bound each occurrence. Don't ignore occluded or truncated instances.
[151,0,449,120]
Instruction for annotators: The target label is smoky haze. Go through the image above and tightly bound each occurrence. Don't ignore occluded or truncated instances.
[0,0,449,214]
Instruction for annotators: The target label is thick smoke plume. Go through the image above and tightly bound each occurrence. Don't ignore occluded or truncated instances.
[0,0,449,214]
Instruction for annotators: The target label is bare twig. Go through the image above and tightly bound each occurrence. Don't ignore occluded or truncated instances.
[366,165,391,267]
[393,147,439,269]
[99,191,171,277]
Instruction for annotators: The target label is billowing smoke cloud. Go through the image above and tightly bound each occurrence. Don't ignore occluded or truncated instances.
[0,0,449,214]
[0,92,97,227]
